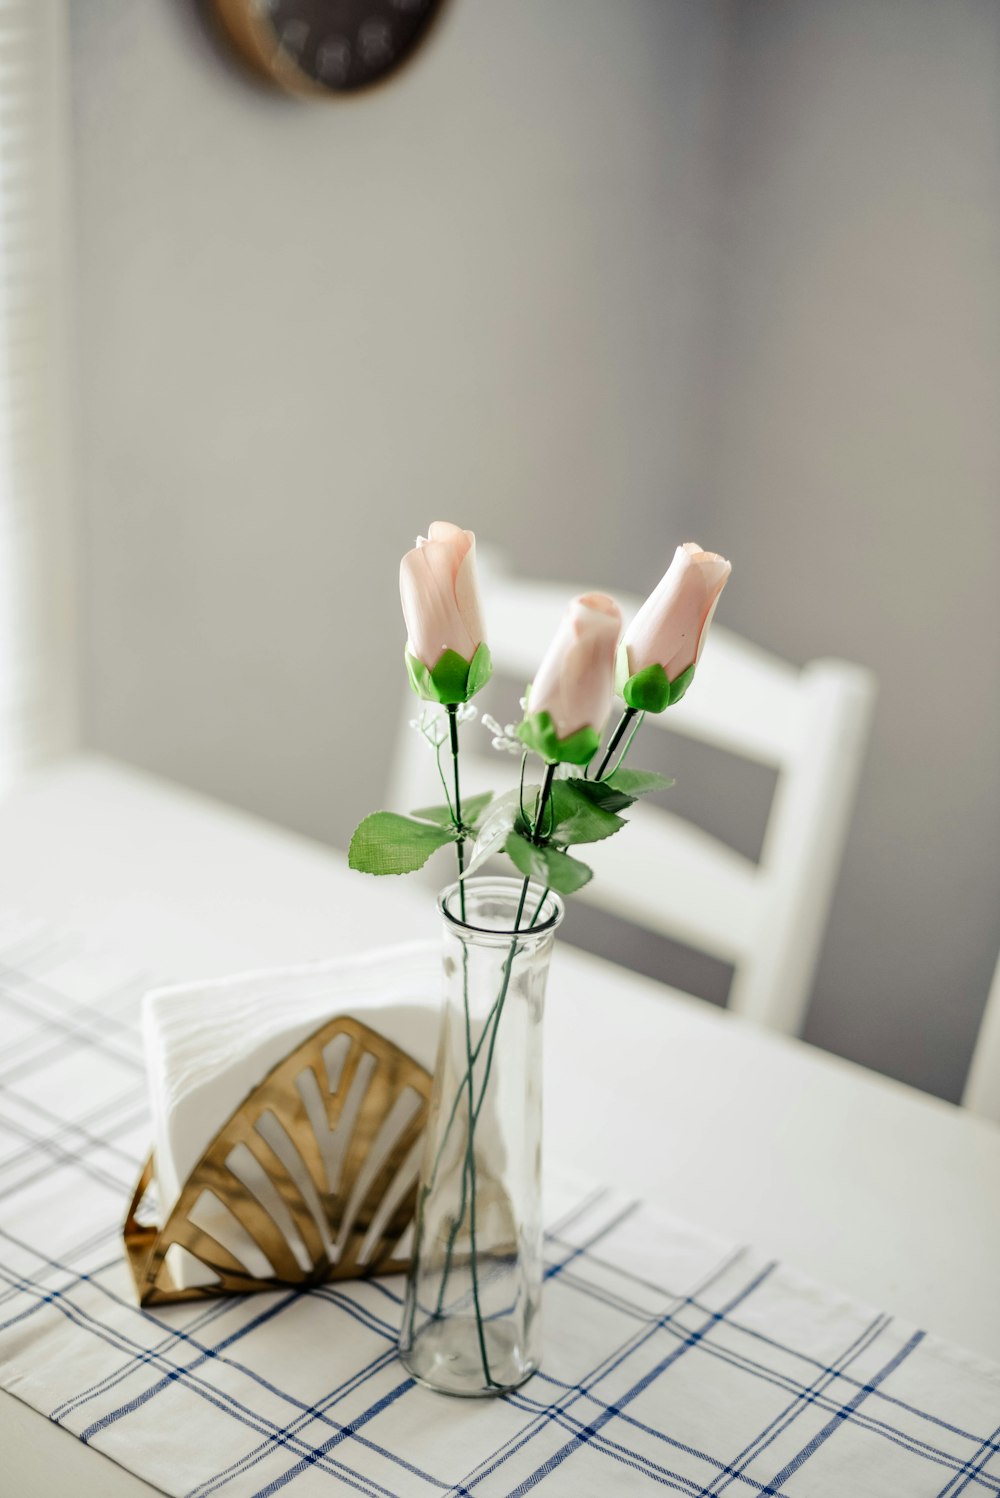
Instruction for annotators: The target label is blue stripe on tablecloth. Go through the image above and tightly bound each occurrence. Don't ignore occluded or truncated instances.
[503,1261,777,1498]
[938,1421,1000,1498]
[247,1378,416,1498]
[513,1372,1000,1498]
[535,1230,1000,1478]
[0,1084,146,1177]
[528,1318,1000,1493]
[543,1186,614,1240]
[11,1230,995,1498]
[0,1225,124,1314]
[52,1300,239,1420]
[0,954,146,1083]
[185,1353,410,1498]
[6,1195,639,1498]
[0,1107,134,1195]
[213,1203,683,1498]
[756,1330,925,1494]
[543,1200,641,1283]
[0,1250,438,1496]
[699,1313,892,1495]
[442,1244,752,1498]
[4,920,1000,1498]
[507,1381,768,1496]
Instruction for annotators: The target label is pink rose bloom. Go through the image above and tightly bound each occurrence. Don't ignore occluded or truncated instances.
[529,593,622,740]
[623,543,731,682]
[399,521,486,668]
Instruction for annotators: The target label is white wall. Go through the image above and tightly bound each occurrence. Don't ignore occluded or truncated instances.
[68,0,1000,1101]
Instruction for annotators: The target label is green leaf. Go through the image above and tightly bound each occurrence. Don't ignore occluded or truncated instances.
[548,780,626,846]
[348,812,456,876]
[568,767,674,814]
[504,831,593,894]
[568,777,637,815]
[464,789,522,877]
[516,709,600,767]
[604,768,675,798]
[408,800,454,828]
[411,791,493,830]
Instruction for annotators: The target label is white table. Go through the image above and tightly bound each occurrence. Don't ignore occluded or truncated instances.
[2,755,999,1498]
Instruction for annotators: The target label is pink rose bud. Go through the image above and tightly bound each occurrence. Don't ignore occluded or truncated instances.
[519,593,622,764]
[400,521,485,666]
[399,522,492,703]
[618,543,731,711]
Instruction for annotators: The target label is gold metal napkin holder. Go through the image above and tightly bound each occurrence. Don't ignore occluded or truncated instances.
[124,1015,432,1306]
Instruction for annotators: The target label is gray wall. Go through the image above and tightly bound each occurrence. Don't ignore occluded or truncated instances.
[702,0,1000,1100]
[68,0,999,1101]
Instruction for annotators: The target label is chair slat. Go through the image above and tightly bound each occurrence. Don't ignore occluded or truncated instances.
[963,955,1000,1125]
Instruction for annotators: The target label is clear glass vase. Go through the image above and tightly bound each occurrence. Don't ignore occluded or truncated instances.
[399,876,564,1397]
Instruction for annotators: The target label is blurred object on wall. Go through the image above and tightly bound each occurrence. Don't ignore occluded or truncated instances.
[209,0,448,95]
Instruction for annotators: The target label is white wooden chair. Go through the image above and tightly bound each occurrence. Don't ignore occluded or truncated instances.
[387,553,877,1037]
[963,953,1000,1125]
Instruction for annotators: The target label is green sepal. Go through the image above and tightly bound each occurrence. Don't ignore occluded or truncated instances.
[466,641,493,698]
[504,830,593,894]
[615,640,696,713]
[516,710,600,767]
[620,655,671,713]
[404,641,493,705]
[667,663,695,705]
[411,790,493,832]
[548,779,626,845]
[348,811,457,876]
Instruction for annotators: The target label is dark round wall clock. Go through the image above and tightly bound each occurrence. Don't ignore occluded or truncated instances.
[211,0,447,96]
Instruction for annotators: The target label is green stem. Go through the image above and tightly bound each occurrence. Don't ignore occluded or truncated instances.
[458,937,493,1385]
[432,873,530,1324]
[528,883,551,929]
[534,764,557,837]
[432,738,455,823]
[422,877,549,1209]
[593,707,638,781]
[431,773,555,1328]
[465,868,550,1139]
[610,710,644,776]
[447,705,466,923]
[443,701,491,1376]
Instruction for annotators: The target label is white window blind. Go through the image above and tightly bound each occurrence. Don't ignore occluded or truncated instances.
[0,0,76,790]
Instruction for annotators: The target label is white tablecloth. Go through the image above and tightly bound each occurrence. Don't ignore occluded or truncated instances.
[2,915,1000,1497]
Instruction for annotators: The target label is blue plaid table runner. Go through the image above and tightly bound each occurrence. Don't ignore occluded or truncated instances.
[1,914,999,1497]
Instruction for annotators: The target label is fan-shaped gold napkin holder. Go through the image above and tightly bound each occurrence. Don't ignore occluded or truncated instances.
[124,1015,433,1306]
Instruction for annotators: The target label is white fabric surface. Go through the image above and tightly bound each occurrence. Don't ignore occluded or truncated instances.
[2,915,1000,1497]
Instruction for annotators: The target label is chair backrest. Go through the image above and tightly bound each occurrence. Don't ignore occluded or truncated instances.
[963,953,1000,1125]
[386,553,877,1037]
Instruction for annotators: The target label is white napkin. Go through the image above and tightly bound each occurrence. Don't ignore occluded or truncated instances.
[142,941,442,1235]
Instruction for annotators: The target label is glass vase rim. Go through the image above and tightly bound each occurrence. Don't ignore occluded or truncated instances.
[437,876,565,940]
